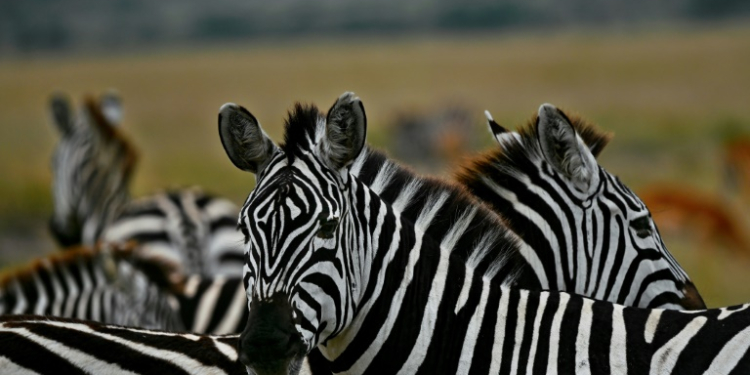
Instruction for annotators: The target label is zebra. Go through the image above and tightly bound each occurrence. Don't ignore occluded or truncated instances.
[453,106,704,309]
[218,92,748,374]
[48,92,244,276]
[0,315,247,375]
[0,243,251,335]
[0,243,183,331]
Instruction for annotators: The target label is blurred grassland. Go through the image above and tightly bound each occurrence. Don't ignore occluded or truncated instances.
[1,25,749,307]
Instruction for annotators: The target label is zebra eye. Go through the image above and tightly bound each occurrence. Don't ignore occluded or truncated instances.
[316,216,339,239]
[630,216,652,238]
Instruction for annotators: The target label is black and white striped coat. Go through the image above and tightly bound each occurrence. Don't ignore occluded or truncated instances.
[218,93,748,374]
[454,106,703,309]
[0,244,248,335]
[0,315,246,375]
[48,92,244,277]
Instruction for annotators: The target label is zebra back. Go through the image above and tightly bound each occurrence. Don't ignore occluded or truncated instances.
[454,105,704,310]
[0,243,183,331]
[0,315,245,375]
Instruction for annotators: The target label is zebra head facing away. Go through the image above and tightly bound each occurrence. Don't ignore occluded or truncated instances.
[48,92,138,247]
[219,93,366,375]
[456,104,704,310]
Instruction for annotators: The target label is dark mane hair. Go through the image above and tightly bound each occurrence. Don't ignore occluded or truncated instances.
[82,95,140,181]
[351,146,530,285]
[280,103,321,163]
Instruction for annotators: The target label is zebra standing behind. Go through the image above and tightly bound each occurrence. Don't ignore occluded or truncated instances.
[0,243,250,335]
[48,92,244,277]
[0,243,183,331]
[454,106,704,309]
[219,92,748,374]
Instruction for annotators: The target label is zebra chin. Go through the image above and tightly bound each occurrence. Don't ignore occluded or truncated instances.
[239,295,308,375]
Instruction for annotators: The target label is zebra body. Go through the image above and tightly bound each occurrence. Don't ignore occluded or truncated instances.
[454,107,703,309]
[0,244,251,335]
[217,93,744,374]
[0,245,183,330]
[0,315,246,375]
[48,92,244,276]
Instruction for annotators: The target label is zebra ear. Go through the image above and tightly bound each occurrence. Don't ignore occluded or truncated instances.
[218,103,278,174]
[100,90,123,127]
[537,103,599,193]
[49,93,75,136]
[323,92,367,170]
[485,110,521,147]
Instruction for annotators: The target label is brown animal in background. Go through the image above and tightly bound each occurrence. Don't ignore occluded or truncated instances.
[724,137,750,206]
[641,186,750,255]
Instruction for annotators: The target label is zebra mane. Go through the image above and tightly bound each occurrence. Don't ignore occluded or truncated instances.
[455,109,613,187]
[0,243,185,297]
[350,147,527,284]
[280,103,321,163]
[272,101,527,283]
[82,95,140,181]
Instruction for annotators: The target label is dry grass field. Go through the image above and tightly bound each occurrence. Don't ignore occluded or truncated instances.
[1,25,749,307]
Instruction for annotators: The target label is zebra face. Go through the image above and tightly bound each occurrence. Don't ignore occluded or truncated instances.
[48,93,136,247]
[464,104,704,309]
[219,93,366,374]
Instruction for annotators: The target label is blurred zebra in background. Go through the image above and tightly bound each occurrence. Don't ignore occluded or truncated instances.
[48,92,244,277]
[0,243,248,335]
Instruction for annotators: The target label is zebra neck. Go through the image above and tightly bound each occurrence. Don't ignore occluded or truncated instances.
[321,177,523,371]
[81,186,131,246]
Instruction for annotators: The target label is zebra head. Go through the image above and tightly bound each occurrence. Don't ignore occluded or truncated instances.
[457,104,704,310]
[48,92,137,247]
[219,93,365,375]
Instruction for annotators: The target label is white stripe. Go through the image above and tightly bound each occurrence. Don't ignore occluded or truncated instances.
[574,298,594,375]
[644,309,662,344]
[212,282,247,335]
[212,338,239,362]
[456,278,492,374]
[488,287,512,374]
[702,324,750,374]
[718,304,750,320]
[525,292,549,375]
[545,293,571,375]
[32,273,48,316]
[103,217,169,242]
[650,316,707,374]
[192,277,226,333]
[76,261,93,320]
[509,290,529,375]
[45,260,65,317]
[10,280,27,314]
[0,356,39,375]
[610,305,629,375]
[368,161,398,194]
[391,179,421,213]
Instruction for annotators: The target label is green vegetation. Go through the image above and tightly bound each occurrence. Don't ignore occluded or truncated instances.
[0,26,749,306]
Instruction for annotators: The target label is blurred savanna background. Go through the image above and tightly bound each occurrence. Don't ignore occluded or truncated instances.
[1,0,749,307]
